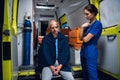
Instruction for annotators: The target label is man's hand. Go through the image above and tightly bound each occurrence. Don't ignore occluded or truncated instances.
[56,64,62,72]
[50,64,63,75]
[50,65,59,75]
[50,66,56,73]
[54,64,63,75]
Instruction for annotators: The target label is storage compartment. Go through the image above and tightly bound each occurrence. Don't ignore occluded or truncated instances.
[69,27,83,50]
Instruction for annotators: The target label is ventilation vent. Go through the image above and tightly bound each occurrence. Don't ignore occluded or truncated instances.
[40,14,54,18]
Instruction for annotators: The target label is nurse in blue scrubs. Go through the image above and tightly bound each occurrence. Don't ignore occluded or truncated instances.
[80,4,102,80]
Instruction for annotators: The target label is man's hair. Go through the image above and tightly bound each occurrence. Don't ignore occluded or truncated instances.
[48,19,59,28]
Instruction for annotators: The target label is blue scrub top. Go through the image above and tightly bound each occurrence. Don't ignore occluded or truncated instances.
[80,20,102,58]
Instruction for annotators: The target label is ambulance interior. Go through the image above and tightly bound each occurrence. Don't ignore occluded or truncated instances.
[0,0,120,80]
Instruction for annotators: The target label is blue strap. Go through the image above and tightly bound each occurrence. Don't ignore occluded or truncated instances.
[55,39,58,60]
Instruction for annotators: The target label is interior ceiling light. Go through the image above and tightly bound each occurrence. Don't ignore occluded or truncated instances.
[36,4,55,9]
[36,6,55,9]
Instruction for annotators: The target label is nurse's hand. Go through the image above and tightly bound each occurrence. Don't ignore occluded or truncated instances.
[81,22,90,28]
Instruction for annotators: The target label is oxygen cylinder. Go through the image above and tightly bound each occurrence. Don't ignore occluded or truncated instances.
[23,13,32,66]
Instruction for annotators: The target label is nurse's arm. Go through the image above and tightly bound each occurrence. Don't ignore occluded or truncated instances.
[83,33,94,42]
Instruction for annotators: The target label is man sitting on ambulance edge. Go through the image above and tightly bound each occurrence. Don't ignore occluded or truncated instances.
[39,19,74,80]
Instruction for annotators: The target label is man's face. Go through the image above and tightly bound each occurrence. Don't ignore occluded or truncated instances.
[50,21,59,36]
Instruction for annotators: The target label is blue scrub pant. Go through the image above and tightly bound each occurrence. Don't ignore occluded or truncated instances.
[81,56,98,80]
